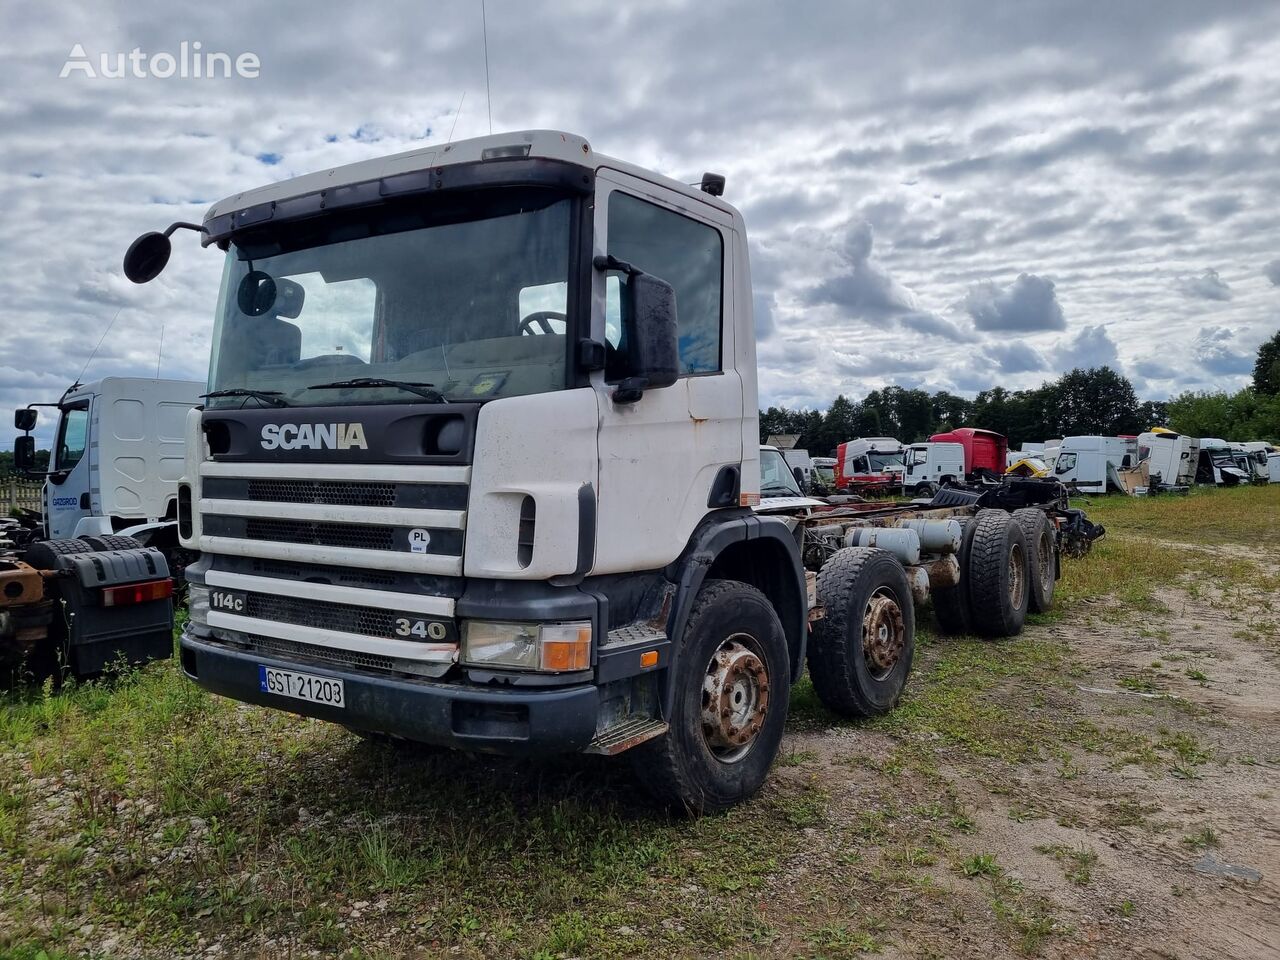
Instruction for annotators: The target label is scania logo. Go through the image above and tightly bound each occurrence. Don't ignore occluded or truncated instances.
[260,422,369,451]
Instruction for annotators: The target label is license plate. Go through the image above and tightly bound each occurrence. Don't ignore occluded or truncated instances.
[258,665,345,708]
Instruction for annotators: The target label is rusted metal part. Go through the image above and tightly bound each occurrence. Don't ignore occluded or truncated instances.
[906,565,930,606]
[923,555,961,590]
[0,560,44,608]
[701,636,769,755]
[585,716,669,755]
[862,592,905,671]
[805,570,825,623]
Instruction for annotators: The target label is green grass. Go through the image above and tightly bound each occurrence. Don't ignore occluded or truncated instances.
[2,484,1277,957]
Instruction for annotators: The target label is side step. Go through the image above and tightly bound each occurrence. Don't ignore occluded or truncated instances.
[585,716,669,755]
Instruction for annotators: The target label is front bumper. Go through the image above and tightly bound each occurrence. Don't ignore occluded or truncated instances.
[180,630,601,755]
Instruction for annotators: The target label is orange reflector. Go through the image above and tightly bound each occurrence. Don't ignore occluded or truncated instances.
[540,627,591,672]
[640,650,659,668]
[101,579,173,608]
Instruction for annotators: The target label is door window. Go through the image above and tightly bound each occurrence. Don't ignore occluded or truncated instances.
[1055,452,1077,475]
[604,192,723,379]
[55,406,89,471]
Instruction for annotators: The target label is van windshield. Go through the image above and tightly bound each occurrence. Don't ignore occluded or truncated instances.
[207,189,574,408]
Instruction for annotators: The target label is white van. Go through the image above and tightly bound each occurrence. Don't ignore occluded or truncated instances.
[903,442,965,494]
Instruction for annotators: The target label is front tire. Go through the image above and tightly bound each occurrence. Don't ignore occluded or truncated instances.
[808,547,915,717]
[631,580,790,814]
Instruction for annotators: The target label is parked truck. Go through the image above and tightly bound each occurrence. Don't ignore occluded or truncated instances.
[901,442,965,495]
[834,437,905,494]
[123,130,1099,812]
[13,378,203,577]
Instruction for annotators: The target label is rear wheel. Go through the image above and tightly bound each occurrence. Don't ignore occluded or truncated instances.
[932,518,976,636]
[631,579,790,814]
[22,538,93,571]
[1012,508,1056,613]
[808,547,915,717]
[79,533,143,552]
[967,510,1030,638]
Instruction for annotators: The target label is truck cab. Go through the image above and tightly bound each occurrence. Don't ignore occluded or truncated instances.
[126,131,818,812]
[834,437,904,493]
[1047,435,1136,494]
[902,442,964,494]
[14,378,203,541]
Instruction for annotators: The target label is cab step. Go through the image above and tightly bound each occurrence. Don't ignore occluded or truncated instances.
[585,715,669,755]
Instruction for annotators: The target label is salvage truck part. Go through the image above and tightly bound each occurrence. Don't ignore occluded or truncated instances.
[1,532,176,681]
[124,130,1101,813]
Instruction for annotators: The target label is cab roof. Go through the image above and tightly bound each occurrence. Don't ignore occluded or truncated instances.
[205,129,738,225]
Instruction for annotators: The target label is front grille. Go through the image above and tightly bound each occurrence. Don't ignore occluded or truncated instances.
[247,635,396,672]
[244,592,400,640]
[247,478,396,508]
[249,558,397,588]
[245,518,395,551]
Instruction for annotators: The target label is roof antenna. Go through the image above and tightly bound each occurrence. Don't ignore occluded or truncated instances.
[75,308,122,387]
[447,90,466,144]
[481,0,493,135]
[156,322,165,378]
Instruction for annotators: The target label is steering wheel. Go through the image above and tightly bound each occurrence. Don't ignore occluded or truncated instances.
[519,311,567,335]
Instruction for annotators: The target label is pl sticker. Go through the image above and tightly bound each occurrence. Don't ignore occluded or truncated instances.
[408,528,432,554]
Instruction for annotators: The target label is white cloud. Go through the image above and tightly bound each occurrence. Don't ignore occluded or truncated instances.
[1192,325,1253,376]
[1178,268,1233,301]
[1056,323,1120,370]
[964,274,1067,332]
[984,342,1048,373]
[1265,260,1280,286]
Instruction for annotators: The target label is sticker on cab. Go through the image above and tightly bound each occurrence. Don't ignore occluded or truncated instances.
[408,528,432,554]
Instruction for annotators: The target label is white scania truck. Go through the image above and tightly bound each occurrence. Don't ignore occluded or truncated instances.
[125,131,1091,811]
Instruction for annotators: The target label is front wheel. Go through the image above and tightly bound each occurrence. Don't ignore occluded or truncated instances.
[630,579,790,814]
[808,547,915,717]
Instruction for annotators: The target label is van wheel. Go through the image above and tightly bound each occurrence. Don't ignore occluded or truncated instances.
[918,482,939,498]
[932,518,976,635]
[1012,508,1056,613]
[967,510,1030,638]
[631,579,789,814]
[808,547,915,717]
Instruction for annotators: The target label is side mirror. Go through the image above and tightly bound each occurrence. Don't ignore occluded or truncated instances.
[14,408,36,431]
[792,466,805,487]
[615,272,679,403]
[123,221,206,284]
[14,435,35,471]
[123,231,172,283]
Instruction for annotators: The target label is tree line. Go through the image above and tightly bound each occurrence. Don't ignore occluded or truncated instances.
[761,331,1280,455]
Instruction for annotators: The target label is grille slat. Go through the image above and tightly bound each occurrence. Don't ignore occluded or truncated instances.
[246,635,396,672]
[245,518,396,551]
[245,592,402,639]
[247,478,395,507]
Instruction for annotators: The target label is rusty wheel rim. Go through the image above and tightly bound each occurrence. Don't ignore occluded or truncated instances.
[701,633,770,763]
[1036,528,1053,593]
[862,588,905,679]
[1008,541,1026,611]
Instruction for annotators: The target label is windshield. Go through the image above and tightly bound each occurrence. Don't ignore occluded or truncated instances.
[868,452,904,472]
[207,190,574,408]
[760,449,803,497]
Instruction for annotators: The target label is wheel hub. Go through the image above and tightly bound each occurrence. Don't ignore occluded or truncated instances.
[701,637,769,758]
[862,593,905,672]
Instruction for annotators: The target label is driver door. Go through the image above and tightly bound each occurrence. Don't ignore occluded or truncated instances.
[590,169,743,575]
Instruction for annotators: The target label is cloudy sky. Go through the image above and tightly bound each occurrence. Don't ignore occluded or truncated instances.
[3,0,1279,446]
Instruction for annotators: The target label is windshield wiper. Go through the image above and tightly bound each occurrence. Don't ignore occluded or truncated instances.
[305,378,449,403]
[761,483,801,496]
[202,388,290,407]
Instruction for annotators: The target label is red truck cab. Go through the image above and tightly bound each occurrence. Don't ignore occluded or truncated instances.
[928,428,1008,480]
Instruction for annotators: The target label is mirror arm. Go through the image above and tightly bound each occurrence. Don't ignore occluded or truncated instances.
[611,376,648,405]
[592,254,642,277]
[164,221,207,239]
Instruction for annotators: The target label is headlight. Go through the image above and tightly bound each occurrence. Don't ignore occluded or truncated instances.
[462,620,591,672]
[187,585,210,627]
